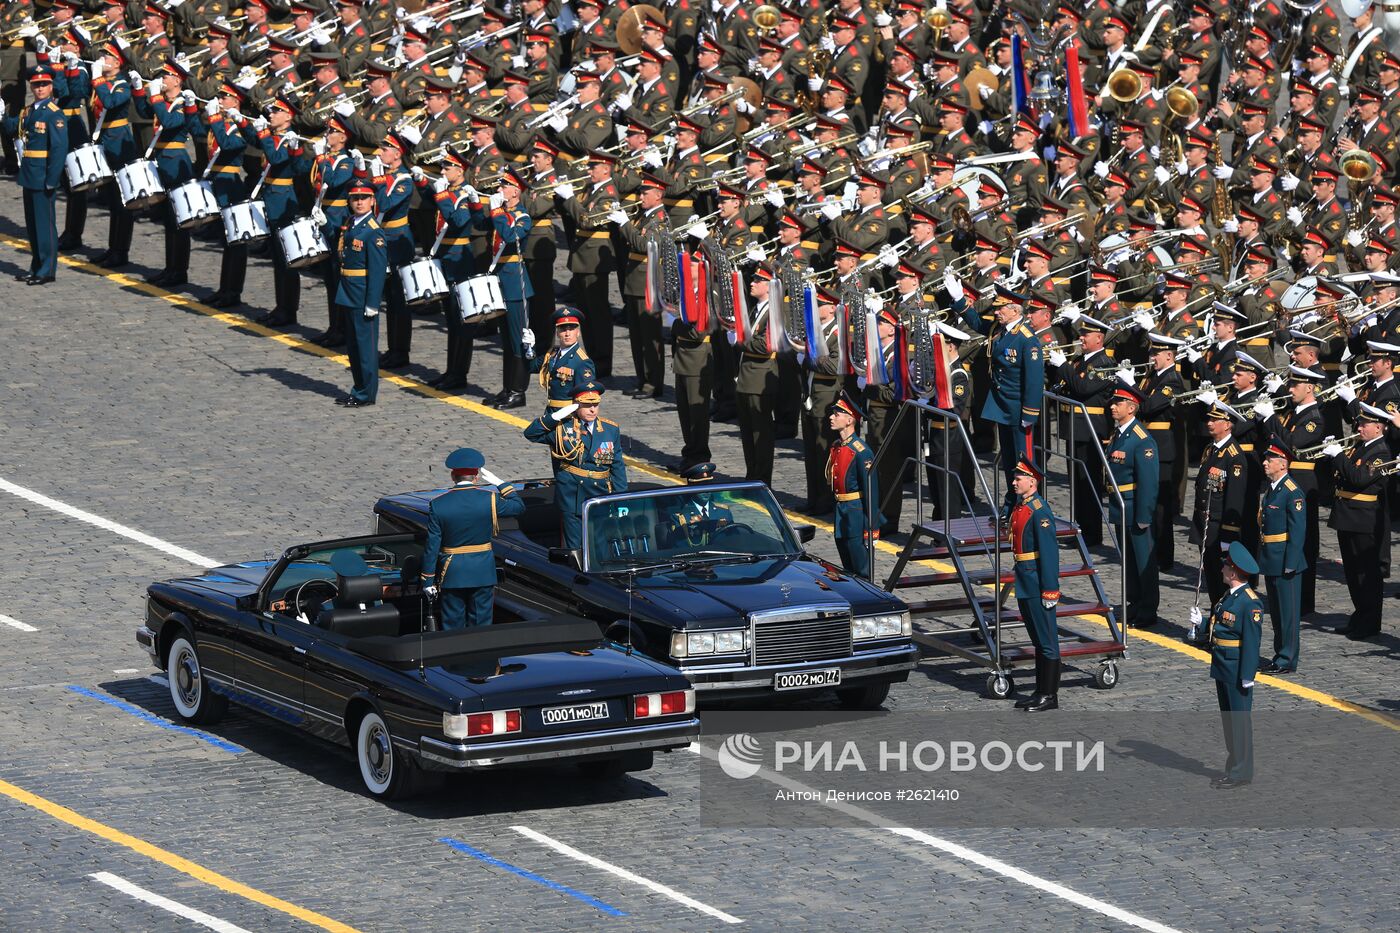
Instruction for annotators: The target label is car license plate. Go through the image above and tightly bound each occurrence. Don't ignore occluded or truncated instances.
[542,701,610,725]
[774,669,841,691]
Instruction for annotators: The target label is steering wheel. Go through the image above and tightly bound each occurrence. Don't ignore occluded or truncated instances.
[711,522,753,539]
[289,579,339,622]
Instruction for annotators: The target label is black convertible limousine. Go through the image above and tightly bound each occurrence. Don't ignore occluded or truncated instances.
[375,480,917,708]
[138,534,700,799]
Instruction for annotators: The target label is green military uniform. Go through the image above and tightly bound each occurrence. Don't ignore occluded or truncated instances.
[1207,544,1264,788]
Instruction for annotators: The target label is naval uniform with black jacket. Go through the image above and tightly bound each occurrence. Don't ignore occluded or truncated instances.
[927,357,973,522]
[736,297,779,486]
[1137,362,1185,565]
[1194,433,1250,605]
[1328,434,1393,638]
[1052,347,1117,547]
[802,314,844,514]
[864,336,912,535]
[1261,399,1327,615]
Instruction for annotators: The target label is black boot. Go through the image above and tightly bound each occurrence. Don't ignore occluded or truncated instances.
[1025,659,1060,712]
[1015,657,1044,709]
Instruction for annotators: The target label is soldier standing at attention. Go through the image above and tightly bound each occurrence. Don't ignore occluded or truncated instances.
[826,392,880,581]
[1008,459,1062,712]
[1257,442,1307,674]
[333,182,387,408]
[1192,542,1263,790]
[1107,385,1161,629]
[523,381,628,551]
[0,66,67,284]
[1190,401,1250,618]
[421,448,525,629]
[1323,403,1393,641]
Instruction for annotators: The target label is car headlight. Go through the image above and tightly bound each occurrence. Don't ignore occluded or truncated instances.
[852,612,910,640]
[671,629,748,657]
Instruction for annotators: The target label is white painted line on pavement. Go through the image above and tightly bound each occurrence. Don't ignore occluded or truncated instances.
[113,668,140,675]
[90,871,254,933]
[510,825,743,925]
[0,614,37,632]
[0,477,219,568]
[686,745,1180,933]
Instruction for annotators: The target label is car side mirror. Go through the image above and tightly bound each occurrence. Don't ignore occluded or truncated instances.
[794,523,817,544]
[548,547,579,568]
[235,594,259,612]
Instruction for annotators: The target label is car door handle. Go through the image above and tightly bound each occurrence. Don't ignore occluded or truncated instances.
[294,646,307,655]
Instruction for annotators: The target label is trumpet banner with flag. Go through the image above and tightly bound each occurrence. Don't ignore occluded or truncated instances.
[1010,33,1029,116]
[730,267,751,343]
[766,274,787,354]
[930,333,955,410]
[801,284,824,362]
[1065,44,1090,139]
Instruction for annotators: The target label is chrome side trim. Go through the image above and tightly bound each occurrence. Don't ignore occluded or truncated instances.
[687,656,917,692]
[417,718,700,768]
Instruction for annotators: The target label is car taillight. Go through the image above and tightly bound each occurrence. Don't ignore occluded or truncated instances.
[464,710,522,737]
[633,689,695,718]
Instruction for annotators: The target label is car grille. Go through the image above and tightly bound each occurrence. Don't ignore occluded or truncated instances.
[752,610,852,666]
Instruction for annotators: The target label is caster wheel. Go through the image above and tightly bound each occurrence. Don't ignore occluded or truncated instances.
[1093,662,1119,689]
[986,673,1014,699]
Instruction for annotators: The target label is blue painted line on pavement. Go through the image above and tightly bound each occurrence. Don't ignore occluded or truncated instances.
[65,685,244,755]
[438,837,627,917]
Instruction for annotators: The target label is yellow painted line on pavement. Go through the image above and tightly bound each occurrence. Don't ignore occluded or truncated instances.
[0,777,362,932]
[7,236,1398,732]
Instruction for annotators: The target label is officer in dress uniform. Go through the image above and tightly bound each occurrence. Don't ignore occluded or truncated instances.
[663,463,737,548]
[1198,541,1263,790]
[1008,458,1062,712]
[737,263,781,485]
[0,66,67,284]
[420,448,525,629]
[522,381,629,551]
[133,57,198,287]
[1191,401,1251,619]
[1047,313,1117,548]
[307,115,356,345]
[1138,333,1187,567]
[1107,385,1161,628]
[1325,403,1393,641]
[826,391,880,581]
[415,145,478,391]
[1262,364,1328,616]
[333,181,387,408]
[533,307,596,413]
[800,287,845,515]
[1257,441,1307,675]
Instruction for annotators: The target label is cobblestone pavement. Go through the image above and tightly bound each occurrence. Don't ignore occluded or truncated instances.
[0,184,1397,932]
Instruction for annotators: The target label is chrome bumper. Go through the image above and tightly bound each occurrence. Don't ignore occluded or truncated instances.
[415,717,701,769]
[136,625,159,666]
[681,643,919,692]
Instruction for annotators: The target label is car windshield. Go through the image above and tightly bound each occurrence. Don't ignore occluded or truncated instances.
[266,539,424,599]
[583,485,798,571]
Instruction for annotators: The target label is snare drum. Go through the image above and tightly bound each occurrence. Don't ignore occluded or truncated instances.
[115,159,165,209]
[170,179,220,229]
[399,258,449,306]
[221,200,269,244]
[454,273,507,323]
[64,143,113,192]
[278,217,329,268]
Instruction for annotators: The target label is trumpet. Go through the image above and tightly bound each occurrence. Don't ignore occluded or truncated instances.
[1295,431,1361,457]
[1316,371,1371,402]
[1174,381,1235,403]
[0,15,52,42]
[584,198,646,224]
[1012,212,1086,242]
[726,233,781,261]
[526,94,580,129]
[693,164,754,190]
[531,171,592,194]
[678,86,744,116]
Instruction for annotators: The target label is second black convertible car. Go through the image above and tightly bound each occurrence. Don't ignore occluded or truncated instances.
[375,481,917,708]
[138,534,699,799]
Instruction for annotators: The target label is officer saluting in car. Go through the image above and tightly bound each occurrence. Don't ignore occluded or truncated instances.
[523,380,628,551]
[421,448,525,629]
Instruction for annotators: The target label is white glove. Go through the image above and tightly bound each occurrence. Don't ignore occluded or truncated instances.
[878,244,898,268]
[282,131,299,148]
[251,116,269,133]
[641,148,663,168]
[979,119,995,135]
[1116,366,1136,384]
[1322,442,1343,457]
[1280,172,1300,191]
[521,328,535,350]
[1197,389,1218,407]
[179,89,196,108]
[1093,161,1110,179]
[1190,606,1202,627]
[462,185,480,202]
[479,467,503,486]
[820,201,843,220]
[1184,346,1203,364]
[1242,680,1255,689]
[423,584,439,599]
[1264,374,1284,393]
[1060,306,1084,324]
[17,23,38,39]
[1154,165,1170,184]
[0,99,5,119]
[128,69,143,86]
[364,306,379,318]
[842,180,858,201]
[1252,399,1275,420]
[1286,206,1304,227]
[944,269,964,302]
[554,182,576,200]
[548,112,568,132]
[311,26,332,45]
[1221,217,1239,233]
[334,97,355,117]
[764,187,784,207]
[1048,349,1068,367]
[33,33,47,53]
[351,149,366,170]
[1149,145,1161,159]
[411,165,427,182]
[63,51,79,69]
[711,0,722,9]
[1338,82,1350,99]
[551,402,579,421]
[1346,229,1365,247]
[224,106,241,122]
[1336,383,1356,403]
[978,84,993,101]
[688,221,710,240]
[415,175,439,194]
[807,76,822,92]
[312,137,327,156]
[146,78,161,98]
[1175,158,1187,174]
[488,191,504,210]
[607,209,629,225]
[311,207,327,227]
[396,5,408,17]
[874,11,892,26]
[1213,164,1234,180]
[733,97,754,115]
[745,243,766,263]
[1133,311,1155,331]
[205,98,220,117]
[511,54,527,69]
[819,35,835,52]
[90,59,105,80]
[613,92,634,112]
[1041,598,1057,609]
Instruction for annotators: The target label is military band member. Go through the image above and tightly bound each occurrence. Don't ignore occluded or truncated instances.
[1256,441,1307,675]
[554,150,621,378]
[478,168,536,410]
[364,126,417,369]
[798,286,844,515]
[1191,401,1250,616]
[415,146,478,392]
[523,380,629,551]
[1195,541,1263,790]
[204,82,251,309]
[1323,403,1393,641]
[308,115,356,346]
[1138,333,1187,567]
[1008,458,1062,712]
[1,67,67,285]
[610,173,670,398]
[1107,385,1161,628]
[132,58,195,287]
[737,264,781,485]
[864,305,913,534]
[1047,314,1117,548]
[926,320,975,522]
[533,308,596,413]
[421,448,525,629]
[246,94,308,326]
[334,182,387,408]
[826,392,880,581]
[89,42,137,270]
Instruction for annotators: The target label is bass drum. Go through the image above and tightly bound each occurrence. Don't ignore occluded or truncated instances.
[399,258,449,306]
[170,179,220,229]
[64,143,113,192]
[278,217,329,268]
[454,273,506,324]
[222,200,269,243]
[115,159,165,209]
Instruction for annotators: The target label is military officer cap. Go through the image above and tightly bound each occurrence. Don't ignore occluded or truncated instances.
[1236,203,1269,226]
[554,307,582,328]
[1356,84,1384,104]
[1040,196,1071,217]
[1242,54,1269,73]
[1248,150,1279,173]
[778,210,803,230]
[1286,362,1326,384]
[326,114,357,143]
[290,0,319,12]
[829,391,866,422]
[1233,351,1266,377]
[939,98,970,117]
[1225,542,1260,577]
[1285,330,1324,351]
[365,58,397,79]
[682,462,717,484]
[1243,244,1274,266]
[1183,127,1213,150]
[834,240,863,260]
[501,167,529,190]
[1119,118,1147,137]
[268,30,301,55]
[441,146,470,169]
[573,381,605,404]
[1189,2,1215,18]
[1383,52,1400,73]
[1077,314,1110,334]
[1089,265,1119,284]
[269,93,300,117]
[1148,332,1184,352]
[623,120,651,138]
[1104,14,1130,32]
[1179,194,1207,216]
[1011,114,1038,137]
[329,549,370,578]
[1102,169,1131,189]
[973,233,1001,253]
[1358,401,1392,422]
[1178,49,1204,68]
[336,0,363,6]
[1055,139,1090,160]
[908,204,938,227]
[895,259,922,280]
[1291,79,1321,101]
[424,75,456,94]
[1300,228,1330,251]
[445,447,486,471]
[640,173,667,192]
[589,37,621,53]
[816,286,839,306]
[101,41,129,66]
[936,320,973,342]
[1013,457,1044,483]
[1128,59,1157,77]
[1022,239,1053,262]
[310,50,341,68]
[1112,384,1145,406]
[758,35,784,54]
[1367,236,1396,256]
[1262,440,1293,463]
[163,55,192,81]
[1162,272,1193,292]
[348,181,376,198]
[144,2,171,20]
[1366,340,1400,361]
[1128,212,1160,231]
[27,67,54,85]
[1206,400,1244,422]
[831,11,860,29]
[401,22,432,45]
[1312,165,1340,185]
[993,282,1028,306]
[532,138,560,159]
[717,182,747,200]
[1212,301,1249,324]
[890,42,919,62]
[876,306,901,328]
[1025,292,1055,314]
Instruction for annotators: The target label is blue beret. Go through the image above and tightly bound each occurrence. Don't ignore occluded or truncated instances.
[445,447,485,470]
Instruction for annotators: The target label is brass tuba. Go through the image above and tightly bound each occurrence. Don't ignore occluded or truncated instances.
[901,297,938,398]
[841,280,869,375]
[1340,148,1378,185]
[1105,67,1142,103]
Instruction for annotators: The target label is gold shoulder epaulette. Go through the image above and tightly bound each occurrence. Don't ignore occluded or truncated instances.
[601,417,618,427]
